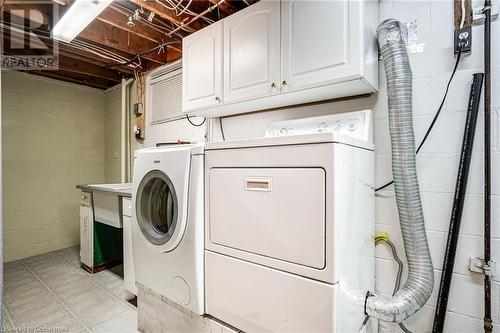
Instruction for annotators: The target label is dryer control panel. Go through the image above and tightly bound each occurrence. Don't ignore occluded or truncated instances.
[265,110,372,142]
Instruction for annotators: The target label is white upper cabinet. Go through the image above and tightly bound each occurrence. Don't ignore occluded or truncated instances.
[182,0,378,117]
[281,0,361,92]
[182,20,223,111]
[223,1,281,103]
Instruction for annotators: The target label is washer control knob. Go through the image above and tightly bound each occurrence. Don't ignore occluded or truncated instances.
[318,121,329,132]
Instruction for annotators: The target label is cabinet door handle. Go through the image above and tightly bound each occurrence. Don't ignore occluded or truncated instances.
[271,82,276,88]
[282,80,288,86]
[215,96,221,103]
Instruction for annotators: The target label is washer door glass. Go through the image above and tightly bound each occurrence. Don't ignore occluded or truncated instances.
[136,170,178,246]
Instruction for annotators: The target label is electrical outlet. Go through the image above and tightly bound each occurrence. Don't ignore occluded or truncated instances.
[454,26,472,54]
[133,102,143,116]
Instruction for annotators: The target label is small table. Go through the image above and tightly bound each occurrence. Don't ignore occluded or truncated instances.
[76,183,132,273]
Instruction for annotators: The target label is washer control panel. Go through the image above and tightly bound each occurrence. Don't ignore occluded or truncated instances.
[266,110,372,142]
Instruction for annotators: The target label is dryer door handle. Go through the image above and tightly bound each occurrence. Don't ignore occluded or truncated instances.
[245,178,272,192]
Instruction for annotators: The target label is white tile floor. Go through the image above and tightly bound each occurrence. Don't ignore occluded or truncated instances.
[2,246,139,333]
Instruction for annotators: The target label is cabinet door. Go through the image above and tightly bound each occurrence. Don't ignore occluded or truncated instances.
[223,0,280,103]
[182,20,223,111]
[281,0,362,92]
[79,206,93,268]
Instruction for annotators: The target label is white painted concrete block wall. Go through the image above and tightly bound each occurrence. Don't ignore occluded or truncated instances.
[143,117,206,148]
[375,1,500,331]
[212,1,500,331]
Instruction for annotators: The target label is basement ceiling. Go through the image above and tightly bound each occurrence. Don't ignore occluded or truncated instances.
[1,0,256,89]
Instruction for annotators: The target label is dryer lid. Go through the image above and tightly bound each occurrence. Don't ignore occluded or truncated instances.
[265,110,371,140]
[135,142,204,158]
[206,110,373,151]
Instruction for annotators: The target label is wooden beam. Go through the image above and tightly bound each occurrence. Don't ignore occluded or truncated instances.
[1,41,123,82]
[1,20,140,75]
[128,0,189,27]
[27,69,115,89]
[2,3,51,29]
[77,20,181,64]
[59,46,137,75]
[2,6,150,74]
[128,0,197,32]
[58,55,122,81]
[454,0,473,29]
[4,3,178,67]
[208,0,236,15]
[97,6,182,52]
[98,7,157,43]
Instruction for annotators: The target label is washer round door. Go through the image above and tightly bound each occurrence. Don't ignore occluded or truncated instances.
[135,170,184,252]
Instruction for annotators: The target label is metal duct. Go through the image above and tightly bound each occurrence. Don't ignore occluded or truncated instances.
[366,19,434,323]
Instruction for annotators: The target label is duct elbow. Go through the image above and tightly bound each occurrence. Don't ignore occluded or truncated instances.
[366,278,435,323]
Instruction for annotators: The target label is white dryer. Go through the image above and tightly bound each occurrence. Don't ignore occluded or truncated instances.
[132,144,204,315]
[205,111,375,332]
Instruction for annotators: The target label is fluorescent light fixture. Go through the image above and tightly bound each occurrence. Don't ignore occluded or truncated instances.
[52,0,113,43]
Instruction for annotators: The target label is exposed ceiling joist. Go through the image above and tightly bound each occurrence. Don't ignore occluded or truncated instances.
[78,20,181,65]
[2,15,139,75]
[128,0,196,32]
[208,0,236,15]
[2,29,122,82]
[58,45,136,75]
[57,55,123,81]
[97,6,181,53]
[2,0,255,89]
[29,69,116,90]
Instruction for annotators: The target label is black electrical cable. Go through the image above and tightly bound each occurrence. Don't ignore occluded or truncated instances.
[186,114,206,127]
[219,117,226,141]
[375,43,465,192]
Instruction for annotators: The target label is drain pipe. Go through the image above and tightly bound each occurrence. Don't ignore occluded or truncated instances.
[365,19,434,322]
[483,0,493,331]
[432,73,484,332]
[121,78,135,183]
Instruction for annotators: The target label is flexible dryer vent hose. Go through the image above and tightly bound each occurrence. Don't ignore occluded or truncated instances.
[366,19,434,322]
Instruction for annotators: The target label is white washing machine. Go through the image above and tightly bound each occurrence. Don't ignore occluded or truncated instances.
[132,144,204,315]
[205,111,375,333]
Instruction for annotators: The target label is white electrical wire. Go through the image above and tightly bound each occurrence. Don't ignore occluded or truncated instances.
[72,44,142,68]
[73,40,133,63]
[460,0,466,28]
[154,0,214,24]
[166,0,225,37]
[68,40,143,69]
[156,0,181,11]
[176,0,193,16]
